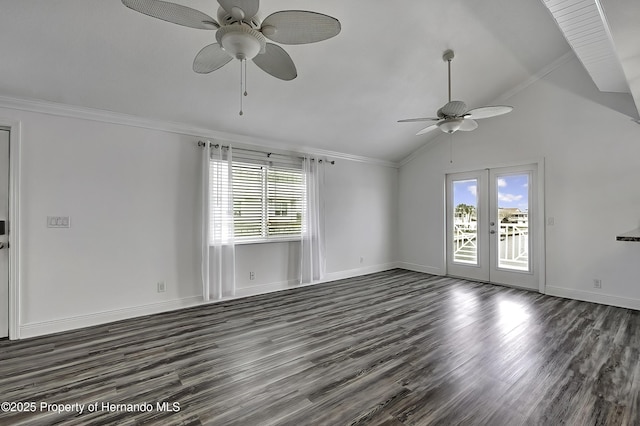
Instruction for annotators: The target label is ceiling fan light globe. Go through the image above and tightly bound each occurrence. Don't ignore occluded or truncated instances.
[222,31,260,59]
[438,118,463,134]
[218,25,266,60]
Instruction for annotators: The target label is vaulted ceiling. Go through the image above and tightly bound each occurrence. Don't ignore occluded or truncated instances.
[0,1,636,162]
[541,0,640,116]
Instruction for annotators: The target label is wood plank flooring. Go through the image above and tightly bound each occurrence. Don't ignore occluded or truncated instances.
[2,269,640,425]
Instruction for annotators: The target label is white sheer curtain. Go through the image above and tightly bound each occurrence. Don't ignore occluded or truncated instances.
[202,142,236,300]
[300,157,326,284]
[201,142,211,300]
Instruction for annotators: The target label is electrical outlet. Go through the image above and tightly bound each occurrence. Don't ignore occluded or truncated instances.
[593,279,602,289]
[249,272,255,280]
[47,216,71,228]
[157,281,166,293]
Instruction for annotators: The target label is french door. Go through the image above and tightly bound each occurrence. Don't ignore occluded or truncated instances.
[446,164,540,290]
[0,129,8,338]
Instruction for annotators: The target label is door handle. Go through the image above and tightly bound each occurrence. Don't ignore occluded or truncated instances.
[0,242,6,249]
[490,230,496,234]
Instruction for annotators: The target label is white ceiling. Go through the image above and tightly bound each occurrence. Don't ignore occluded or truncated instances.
[0,0,629,162]
[599,0,640,119]
[542,0,629,93]
[541,0,640,117]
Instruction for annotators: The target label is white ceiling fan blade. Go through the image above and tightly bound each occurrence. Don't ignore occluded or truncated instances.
[122,0,219,29]
[217,0,259,20]
[465,105,513,119]
[261,11,341,45]
[252,43,297,81]
[440,100,468,117]
[416,124,439,136]
[193,43,233,74]
[458,119,478,131]
[398,118,439,123]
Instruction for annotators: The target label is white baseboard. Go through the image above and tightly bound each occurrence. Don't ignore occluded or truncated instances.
[396,262,444,276]
[234,279,299,298]
[16,262,416,339]
[19,296,202,339]
[323,262,400,282]
[545,286,640,311]
[234,262,400,297]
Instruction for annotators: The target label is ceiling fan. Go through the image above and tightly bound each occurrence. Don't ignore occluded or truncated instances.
[121,0,341,113]
[399,50,513,135]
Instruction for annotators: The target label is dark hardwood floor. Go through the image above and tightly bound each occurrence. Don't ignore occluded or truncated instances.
[2,269,640,425]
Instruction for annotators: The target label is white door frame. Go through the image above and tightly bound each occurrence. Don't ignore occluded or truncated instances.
[0,119,21,340]
[445,158,545,293]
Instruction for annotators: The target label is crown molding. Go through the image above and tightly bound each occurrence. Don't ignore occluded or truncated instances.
[491,50,575,104]
[398,51,577,168]
[0,94,398,169]
[397,135,445,168]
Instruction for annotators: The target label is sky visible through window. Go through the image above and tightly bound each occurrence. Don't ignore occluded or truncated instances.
[454,174,529,210]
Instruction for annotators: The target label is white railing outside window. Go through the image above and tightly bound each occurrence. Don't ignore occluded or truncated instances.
[498,223,529,271]
[453,223,478,264]
[453,222,529,271]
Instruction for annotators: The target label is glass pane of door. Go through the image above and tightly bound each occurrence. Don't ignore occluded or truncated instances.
[495,173,530,272]
[452,179,478,265]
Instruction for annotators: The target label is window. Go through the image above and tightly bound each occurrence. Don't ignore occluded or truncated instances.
[265,166,304,236]
[211,159,305,241]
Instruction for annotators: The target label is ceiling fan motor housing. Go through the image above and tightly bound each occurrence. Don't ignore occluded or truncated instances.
[217,7,261,28]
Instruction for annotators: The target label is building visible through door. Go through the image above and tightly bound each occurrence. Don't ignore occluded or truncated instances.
[446,163,540,291]
[0,129,9,338]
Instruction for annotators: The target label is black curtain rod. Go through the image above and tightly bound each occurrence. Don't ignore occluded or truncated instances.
[197,141,335,165]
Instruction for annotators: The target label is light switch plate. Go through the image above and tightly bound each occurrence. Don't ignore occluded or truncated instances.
[47,216,71,228]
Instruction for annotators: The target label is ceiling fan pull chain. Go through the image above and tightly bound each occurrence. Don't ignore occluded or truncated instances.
[244,59,248,97]
[449,133,454,164]
[239,59,244,116]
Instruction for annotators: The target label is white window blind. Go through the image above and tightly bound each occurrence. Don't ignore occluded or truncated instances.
[267,166,304,237]
[209,160,232,244]
[210,155,304,241]
[233,162,265,238]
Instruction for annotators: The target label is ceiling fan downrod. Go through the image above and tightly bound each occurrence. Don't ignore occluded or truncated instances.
[443,49,455,103]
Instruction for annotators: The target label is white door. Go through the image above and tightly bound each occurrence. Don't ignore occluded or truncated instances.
[0,129,9,338]
[446,163,540,290]
[446,170,489,281]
